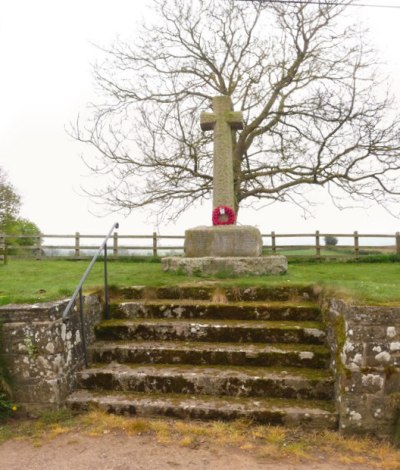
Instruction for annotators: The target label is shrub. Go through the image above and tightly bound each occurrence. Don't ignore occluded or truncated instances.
[324,235,338,246]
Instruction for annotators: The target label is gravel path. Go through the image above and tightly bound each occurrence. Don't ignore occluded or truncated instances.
[0,432,378,470]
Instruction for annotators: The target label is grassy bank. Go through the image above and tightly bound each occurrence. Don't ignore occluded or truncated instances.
[1,258,400,305]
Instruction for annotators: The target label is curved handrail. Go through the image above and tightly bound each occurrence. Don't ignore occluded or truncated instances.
[62,222,119,323]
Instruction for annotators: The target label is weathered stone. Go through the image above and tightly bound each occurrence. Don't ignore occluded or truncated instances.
[90,340,330,369]
[111,285,318,302]
[67,389,337,429]
[94,318,326,345]
[324,297,400,439]
[115,300,321,322]
[184,225,263,257]
[77,364,334,400]
[385,370,400,394]
[174,95,289,277]
[339,371,385,395]
[162,255,288,276]
[0,294,103,412]
[200,96,243,211]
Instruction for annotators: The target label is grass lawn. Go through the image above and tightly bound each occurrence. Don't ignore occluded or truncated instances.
[1,258,400,306]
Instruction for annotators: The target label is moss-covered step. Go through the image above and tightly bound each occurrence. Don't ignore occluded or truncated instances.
[89,340,330,369]
[94,319,326,345]
[76,363,334,400]
[66,389,338,429]
[111,300,321,322]
[111,285,317,302]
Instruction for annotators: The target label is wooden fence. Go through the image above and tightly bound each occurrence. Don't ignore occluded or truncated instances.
[1,231,400,262]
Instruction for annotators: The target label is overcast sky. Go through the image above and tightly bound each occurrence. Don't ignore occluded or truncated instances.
[1,0,400,237]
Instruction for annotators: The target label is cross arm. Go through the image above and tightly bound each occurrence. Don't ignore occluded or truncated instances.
[226,111,244,130]
[200,112,216,131]
[200,111,244,131]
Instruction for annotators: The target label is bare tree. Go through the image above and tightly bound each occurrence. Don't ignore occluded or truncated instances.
[74,0,400,222]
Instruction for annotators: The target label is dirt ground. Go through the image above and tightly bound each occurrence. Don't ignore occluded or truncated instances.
[0,432,379,470]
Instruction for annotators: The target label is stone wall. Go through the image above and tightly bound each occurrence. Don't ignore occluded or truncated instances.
[1,289,400,438]
[324,298,400,438]
[0,294,103,414]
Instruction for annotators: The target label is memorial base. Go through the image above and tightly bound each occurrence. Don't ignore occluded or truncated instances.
[162,256,288,276]
[185,225,263,258]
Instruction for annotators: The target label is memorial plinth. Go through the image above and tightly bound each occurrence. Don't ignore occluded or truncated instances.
[185,225,262,258]
[162,223,288,277]
[162,255,287,276]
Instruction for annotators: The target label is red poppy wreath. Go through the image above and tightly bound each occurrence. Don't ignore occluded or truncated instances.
[212,205,236,226]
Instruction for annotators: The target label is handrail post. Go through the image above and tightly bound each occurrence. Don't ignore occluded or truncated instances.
[79,288,88,368]
[104,244,110,320]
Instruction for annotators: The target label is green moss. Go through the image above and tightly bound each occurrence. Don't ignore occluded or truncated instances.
[333,314,346,376]
[0,321,13,419]
[23,336,38,359]
[389,393,400,447]
[385,366,398,380]
[90,362,333,381]
[326,312,354,383]
[96,318,323,329]
[0,323,11,395]
[394,417,400,448]
[86,388,337,413]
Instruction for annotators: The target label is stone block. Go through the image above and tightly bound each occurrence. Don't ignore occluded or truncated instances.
[365,343,393,367]
[184,225,263,258]
[340,371,385,395]
[162,255,288,276]
[0,294,103,412]
[385,369,400,394]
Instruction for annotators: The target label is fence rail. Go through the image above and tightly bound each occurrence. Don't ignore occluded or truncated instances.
[1,230,400,262]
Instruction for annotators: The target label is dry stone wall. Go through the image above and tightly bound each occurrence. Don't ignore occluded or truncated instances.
[0,294,102,414]
[325,299,400,438]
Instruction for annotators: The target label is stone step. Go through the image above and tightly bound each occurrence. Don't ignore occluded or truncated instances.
[66,389,337,429]
[112,300,321,322]
[112,285,317,302]
[95,319,326,344]
[90,340,330,369]
[77,363,335,400]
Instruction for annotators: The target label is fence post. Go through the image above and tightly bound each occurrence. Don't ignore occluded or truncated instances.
[396,232,400,255]
[35,235,42,260]
[271,231,276,254]
[75,232,80,258]
[152,232,158,257]
[354,231,359,258]
[315,230,321,258]
[113,231,119,257]
[0,233,5,265]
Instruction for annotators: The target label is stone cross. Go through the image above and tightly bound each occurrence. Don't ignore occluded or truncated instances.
[200,96,244,213]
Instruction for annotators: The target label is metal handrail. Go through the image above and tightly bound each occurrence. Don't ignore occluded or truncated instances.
[62,222,119,367]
